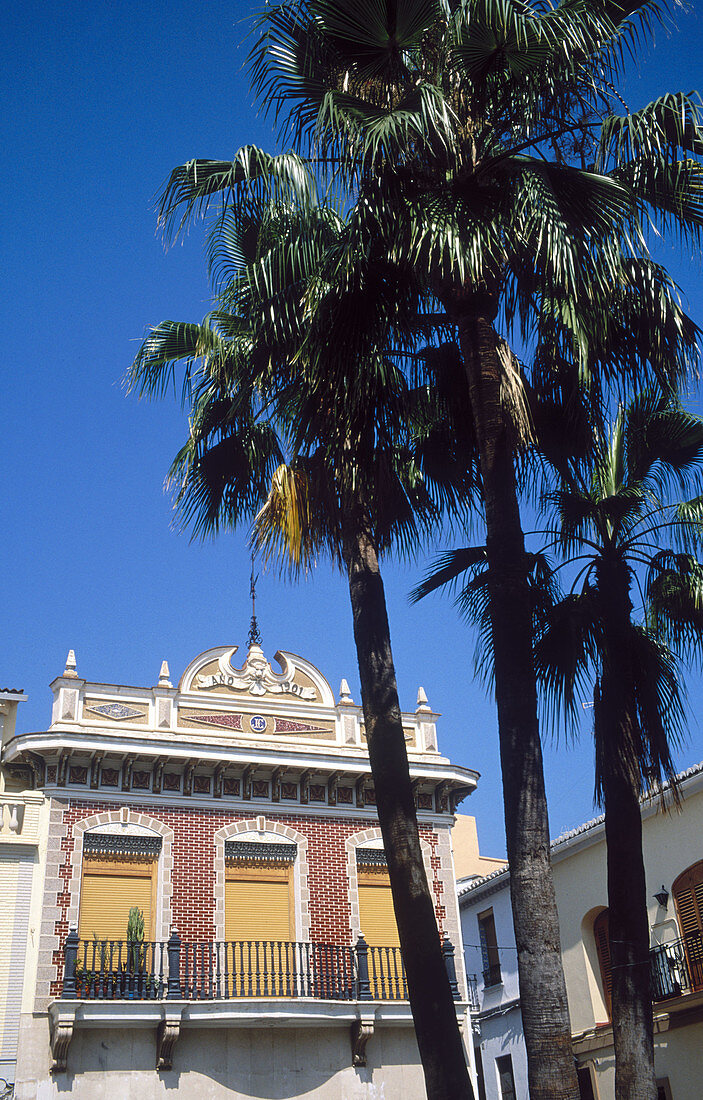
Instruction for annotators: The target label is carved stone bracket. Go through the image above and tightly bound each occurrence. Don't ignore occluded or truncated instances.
[183,760,195,797]
[241,764,254,801]
[152,758,164,795]
[156,1010,182,1071]
[351,1016,375,1067]
[213,761,226,799]
[271,765,284,803]
[121,755,134,792]
[50,1012,75,1074]
[89,751,103,790]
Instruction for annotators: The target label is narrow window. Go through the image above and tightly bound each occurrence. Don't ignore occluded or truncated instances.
[477,908,501,986]
[224,840,296,996]
[577,1063,598,1100]
[356,849,403,998]
[496,1054,517,1100]
[656,1079,673,1100]
[593,909,612,1018]
[474,1046,487,1100]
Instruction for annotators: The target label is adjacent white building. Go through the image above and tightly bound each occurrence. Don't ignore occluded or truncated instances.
[460,762,703,1100]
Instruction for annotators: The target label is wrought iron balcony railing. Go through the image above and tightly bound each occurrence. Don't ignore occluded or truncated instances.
[650,934,703,1002]
[61,930,466,1004]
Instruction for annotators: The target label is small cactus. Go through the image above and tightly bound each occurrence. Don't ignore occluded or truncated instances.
[126,906,145,942]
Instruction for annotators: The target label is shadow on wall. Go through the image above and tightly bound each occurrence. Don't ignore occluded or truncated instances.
[54,1024,420,1098]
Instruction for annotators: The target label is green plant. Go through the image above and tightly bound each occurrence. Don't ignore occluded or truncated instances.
[126,906,146,972]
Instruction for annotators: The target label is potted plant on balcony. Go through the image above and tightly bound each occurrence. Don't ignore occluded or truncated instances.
[125,906,147,997]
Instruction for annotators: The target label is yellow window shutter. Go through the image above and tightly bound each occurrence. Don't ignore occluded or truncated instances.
[358,871,400,948]
[225,866,293,942]
[78,863,154,942]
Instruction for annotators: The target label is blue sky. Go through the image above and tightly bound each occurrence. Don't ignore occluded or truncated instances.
[3,1,703,859]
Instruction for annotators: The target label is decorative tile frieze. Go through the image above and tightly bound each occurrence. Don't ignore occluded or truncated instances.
[337,787,353,804]
[68,766,87,785]
[193,775,210,795]
[100,768,119,787]
[309,784,326,802]
[83,833,162,858]
[163,773,181,792]
[132,771,151,790]
[281,782,297,800]
[181,712,243,730]
[223,777,240,797]
[273,718,328,735]
[225,840,296,862]
[252,779,269,798]
[356,848,388,867]
[46,766,57,784]
[417,793,433,810]
[86,702,145,721]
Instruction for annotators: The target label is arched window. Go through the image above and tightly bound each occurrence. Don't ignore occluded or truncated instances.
[672,861,703,992]
[78,833,161,943]
[593,909,612,1018]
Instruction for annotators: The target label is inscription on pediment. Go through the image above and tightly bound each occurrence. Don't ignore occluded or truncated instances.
[194,646,318,701]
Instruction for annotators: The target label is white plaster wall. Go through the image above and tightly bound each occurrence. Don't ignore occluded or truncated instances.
[14,1016,429,1100]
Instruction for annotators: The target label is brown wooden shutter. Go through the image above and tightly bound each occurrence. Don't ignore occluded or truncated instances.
[673,861,703,937]
[593,909,612,1018]
[225,863,293,942]
[358,868,400,948]
[78,860,155,941]
[673,861,703,991]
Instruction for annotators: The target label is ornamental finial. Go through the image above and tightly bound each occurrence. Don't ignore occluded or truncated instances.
[63,650,78,678]
[158,660,172,687]
[247,557,263,648]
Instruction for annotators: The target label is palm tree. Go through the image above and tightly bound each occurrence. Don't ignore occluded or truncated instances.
[154,5,703,1094]
[533,390,703,1100]
[416,388,703,1100]
[130,172,480,1099]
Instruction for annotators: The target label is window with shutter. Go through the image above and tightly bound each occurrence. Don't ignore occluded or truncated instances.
[593,909,612,1019]
[673,861,703,991]
[225,858,295,996]
[357,862,405,998]
[78,858,156,942]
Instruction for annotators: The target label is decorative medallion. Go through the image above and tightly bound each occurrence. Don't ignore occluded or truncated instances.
[309,784,326,802]
[195,645,316,700]
[274,718,327,735]
[182,713,243,730]
[281,782,298,800]
[163,773,181,792]
[193,775,210,794]
[87,702,144,721]
[100,768,119,787]
[250,715,267,733]
[132,771,151,790]
[337,787,353,804]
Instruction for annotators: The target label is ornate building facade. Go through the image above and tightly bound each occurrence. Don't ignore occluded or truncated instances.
[5,641,479,1099]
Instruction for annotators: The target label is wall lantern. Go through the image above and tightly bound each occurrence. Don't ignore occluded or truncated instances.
[654,886,670,909]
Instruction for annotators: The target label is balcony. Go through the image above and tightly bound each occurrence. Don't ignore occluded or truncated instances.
[62,930,468,1004]
[51,931,474,1073]
[651,934,703,1001]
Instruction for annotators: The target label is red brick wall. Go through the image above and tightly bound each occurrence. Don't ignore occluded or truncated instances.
[50,799,444,994]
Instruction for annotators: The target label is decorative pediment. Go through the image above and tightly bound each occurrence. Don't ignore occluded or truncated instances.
[179,644,335,707]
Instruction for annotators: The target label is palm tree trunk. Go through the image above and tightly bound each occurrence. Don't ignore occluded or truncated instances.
[342,514,475,1100]
[450,300,580,1100]
[596,560,657,1100]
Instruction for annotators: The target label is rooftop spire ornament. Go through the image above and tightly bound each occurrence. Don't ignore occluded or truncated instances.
[247,558,263,648]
